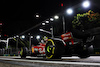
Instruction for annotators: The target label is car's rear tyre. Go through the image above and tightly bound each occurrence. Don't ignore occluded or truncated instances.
[79,52,90,58]
[20,47,28,59]
[78,47,90,58]
[45,39,65,59]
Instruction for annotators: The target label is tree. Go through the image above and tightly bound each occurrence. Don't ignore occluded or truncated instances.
[72,10,100,48]
[72,10,100,31]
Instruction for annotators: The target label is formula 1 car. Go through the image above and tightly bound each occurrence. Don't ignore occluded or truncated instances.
[20,32,95,59]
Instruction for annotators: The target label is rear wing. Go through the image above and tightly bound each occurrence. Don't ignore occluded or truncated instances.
[61,32,74,45]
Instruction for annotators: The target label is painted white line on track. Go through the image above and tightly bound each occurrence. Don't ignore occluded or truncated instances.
[0,57,100,66]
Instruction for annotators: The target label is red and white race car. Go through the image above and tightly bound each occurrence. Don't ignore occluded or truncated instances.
[20,32,93,59]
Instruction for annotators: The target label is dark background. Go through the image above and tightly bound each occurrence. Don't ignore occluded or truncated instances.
[0,0,100,37]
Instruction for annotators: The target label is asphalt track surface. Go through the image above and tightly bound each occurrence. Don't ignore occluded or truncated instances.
[0,56,100,67]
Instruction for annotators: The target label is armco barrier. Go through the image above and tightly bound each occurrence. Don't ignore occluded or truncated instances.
[0,48,20,56]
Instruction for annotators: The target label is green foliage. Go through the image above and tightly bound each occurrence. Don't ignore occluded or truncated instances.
[72,10,100,30]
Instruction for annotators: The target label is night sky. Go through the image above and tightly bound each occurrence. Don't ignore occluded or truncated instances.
[0,0,100,37]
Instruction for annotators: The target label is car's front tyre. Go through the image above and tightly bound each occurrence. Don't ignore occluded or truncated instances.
[45,39,65,59]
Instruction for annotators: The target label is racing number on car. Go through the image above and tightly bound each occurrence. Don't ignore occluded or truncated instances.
[39,48,45,54]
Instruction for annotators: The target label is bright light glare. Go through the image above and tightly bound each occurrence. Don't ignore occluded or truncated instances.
[21,35,25,39]
[66,8,73,15]
[16,35,19,37]
[50,18,54,21]
[45,21,49,23]
[36,35,40,39]
[31,36,33,38]
[36,15,39,17]
[42,23,45,25]
[50,28,53,30]
[14,36,16,38]
[39,29,43,31]
[54,15,59,19]
[82,1,90,8]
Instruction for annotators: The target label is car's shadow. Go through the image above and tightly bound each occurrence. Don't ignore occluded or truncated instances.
[13,57,63,61]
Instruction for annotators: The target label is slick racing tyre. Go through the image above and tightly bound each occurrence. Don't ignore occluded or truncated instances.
[45,39,65,59]
[20,47,28,59]
[78,47,90,59]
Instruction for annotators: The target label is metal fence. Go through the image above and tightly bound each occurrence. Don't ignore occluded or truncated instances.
[0,48,20,56]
